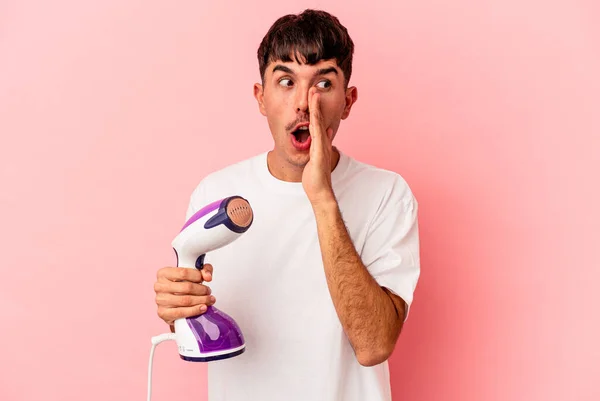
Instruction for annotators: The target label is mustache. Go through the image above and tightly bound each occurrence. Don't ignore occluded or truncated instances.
[286,115,310,131]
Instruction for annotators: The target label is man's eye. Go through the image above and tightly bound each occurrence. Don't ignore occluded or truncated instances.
[316,80,331,89]
[279,78,293,87]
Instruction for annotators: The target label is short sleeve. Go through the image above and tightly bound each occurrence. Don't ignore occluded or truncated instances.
[361,192,420,321]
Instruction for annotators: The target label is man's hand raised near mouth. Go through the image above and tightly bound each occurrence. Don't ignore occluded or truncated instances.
[302,87,336,208]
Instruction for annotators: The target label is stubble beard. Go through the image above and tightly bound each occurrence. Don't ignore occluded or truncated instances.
[287,153,309,169]
[275,132,310,169]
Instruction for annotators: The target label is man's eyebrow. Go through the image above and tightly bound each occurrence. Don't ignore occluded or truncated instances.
[271,65,339,77]
[316,67,338,76]
[272,65,295,75]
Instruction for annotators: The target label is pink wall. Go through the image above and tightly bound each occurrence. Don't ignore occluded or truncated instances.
[1,1,598,400]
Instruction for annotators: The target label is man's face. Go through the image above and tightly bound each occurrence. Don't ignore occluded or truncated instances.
[253,56,358,170]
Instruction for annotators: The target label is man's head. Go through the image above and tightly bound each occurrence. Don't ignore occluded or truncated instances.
[253,9,358,177]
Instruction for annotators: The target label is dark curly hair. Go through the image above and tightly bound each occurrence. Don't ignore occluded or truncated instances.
[257,9,355,88]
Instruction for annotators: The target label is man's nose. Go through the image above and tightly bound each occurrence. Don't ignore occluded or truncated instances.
[294,88,309,112]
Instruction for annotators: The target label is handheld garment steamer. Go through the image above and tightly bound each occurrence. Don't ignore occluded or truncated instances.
[147,195,253,401]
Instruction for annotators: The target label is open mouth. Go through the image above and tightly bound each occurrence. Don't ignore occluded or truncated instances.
[290,122,312,151]
[292,125,311,143]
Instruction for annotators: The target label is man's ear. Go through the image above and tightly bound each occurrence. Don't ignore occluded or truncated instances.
[341,86,358,120]
[253,83,267,116]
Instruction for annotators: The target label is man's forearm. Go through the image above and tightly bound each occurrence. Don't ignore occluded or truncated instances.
[312,199,404,366]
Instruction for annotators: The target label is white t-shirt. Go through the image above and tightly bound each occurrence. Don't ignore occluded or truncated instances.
[184,149,420,401]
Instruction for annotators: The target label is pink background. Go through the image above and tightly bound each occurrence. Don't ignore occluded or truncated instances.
[1,1,598,400]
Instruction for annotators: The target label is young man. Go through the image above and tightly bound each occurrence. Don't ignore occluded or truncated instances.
[154,9,420,401]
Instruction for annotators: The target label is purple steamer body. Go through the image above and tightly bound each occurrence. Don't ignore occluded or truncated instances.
[177,196,246,362]
[183,307,246,362]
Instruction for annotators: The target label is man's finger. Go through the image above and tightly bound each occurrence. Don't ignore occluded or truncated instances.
[158,304,209,323]
[310,93,324,146]
[309,89,319,122]
[156,293,216,308]
[158,266,203,283]
[154,280,211,296]
[201,263,213,275]
[200,263,213,282]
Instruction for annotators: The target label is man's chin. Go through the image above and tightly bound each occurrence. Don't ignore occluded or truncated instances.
[271,143,310,169]
[286,151,310,168]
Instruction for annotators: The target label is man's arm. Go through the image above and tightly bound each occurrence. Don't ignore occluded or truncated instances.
[302,88,414,366]
[312,199,406,367]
